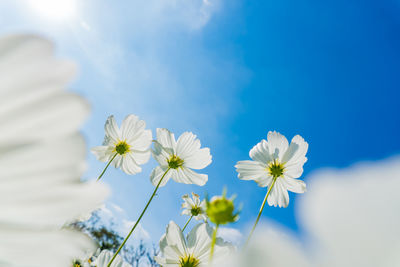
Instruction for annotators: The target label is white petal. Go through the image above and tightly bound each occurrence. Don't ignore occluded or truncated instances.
[165,221,187,258]
[156,128,177,151]
[235,160,269,186]
[94,249,131,267]
[171,167,208,186]
[129,149,151,165]
[281,177,306,193]
[121,154,142,175]
[120,114,140,140]
[183,147,212,170]
[150,166,171,187]
[0,92,89,145]
[112,154,124,169]
[276,179,289,208]
[152,141,170,166]
[91,145,114,162]
[249,139,273,164]
[267,182,279,207]
[104,115,121,143]
[267,131,289,161]
[282,135,308,165]
[284,163,305,179]
[187,223,212,259]
[0,228,96,267]
[129,129,152,151]
[176,132,200,157]
[176,132,212,170]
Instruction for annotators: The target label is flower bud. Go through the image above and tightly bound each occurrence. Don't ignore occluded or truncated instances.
[206,189,239,225]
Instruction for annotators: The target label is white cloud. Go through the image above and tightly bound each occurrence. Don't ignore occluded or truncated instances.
[95,203,152,246]
[121,219,151,244]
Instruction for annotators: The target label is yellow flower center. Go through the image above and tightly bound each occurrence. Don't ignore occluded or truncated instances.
[268,160,285,178]
[115,141,130,155]
[190,206,202,216]
[168,154,184,169]
[179,255,200,267]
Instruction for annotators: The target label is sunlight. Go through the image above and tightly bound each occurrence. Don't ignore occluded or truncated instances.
[27,0,77,21]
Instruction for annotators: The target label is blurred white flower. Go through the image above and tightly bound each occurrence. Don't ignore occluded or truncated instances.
[299,156,400,267]
[225,156,400,267]
[181,193,207,221]
[92,250,131,267]
[216,223,310,267]
[0,34,109,267]
[155,221,233,267]
[235,131,308,207]
[92,114,152,176]
[150,128,212,187]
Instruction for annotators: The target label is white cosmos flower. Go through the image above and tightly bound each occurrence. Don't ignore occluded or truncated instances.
[92,250,131,267]
[155,221,233,267]
[150,128,212,187]
[181,193,207,221]
[235,131,308,208]
[91,114,152,175]
[0,34,109,267]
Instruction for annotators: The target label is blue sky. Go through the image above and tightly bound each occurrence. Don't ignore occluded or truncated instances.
[1,0,399,242]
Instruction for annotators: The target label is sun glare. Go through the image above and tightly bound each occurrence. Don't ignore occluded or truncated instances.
[27,0,77,21]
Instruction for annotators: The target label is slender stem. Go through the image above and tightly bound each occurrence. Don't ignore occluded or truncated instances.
[209,224,219,263]
[97,153,118,181]
[107,168,171,267]
[182,215,193,232]
[245,176,278,246]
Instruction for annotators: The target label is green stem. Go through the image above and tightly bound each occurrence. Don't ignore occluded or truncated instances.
[97,153,118,181]
[107,168,170,267]
[245,176,278,246]
[209,224,219,263]
[182,215,193,232]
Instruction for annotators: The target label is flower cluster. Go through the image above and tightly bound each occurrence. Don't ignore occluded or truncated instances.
[88,114,308,267]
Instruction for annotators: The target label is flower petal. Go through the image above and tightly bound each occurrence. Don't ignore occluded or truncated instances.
[129,149,151,165]
[150,166,171,187]
[186,223,212,259]
[165,221,187,258]
[235,160,268,182]
[130,129,152,151]
[176,132,212,170]
[104,115,121,143]
[121,154,142,175]
[120,114,140,140]
[249,139,273,164]
[282,135,308,168]
[282,177,306,193]
[156,128,177,151]
[172,167,208,186]
[91,145,114,162]
[267,131,289,161]
[267,181,279,207]
[276,179,289,208]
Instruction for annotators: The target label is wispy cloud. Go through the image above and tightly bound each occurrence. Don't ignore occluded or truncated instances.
[97,203,152,245]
